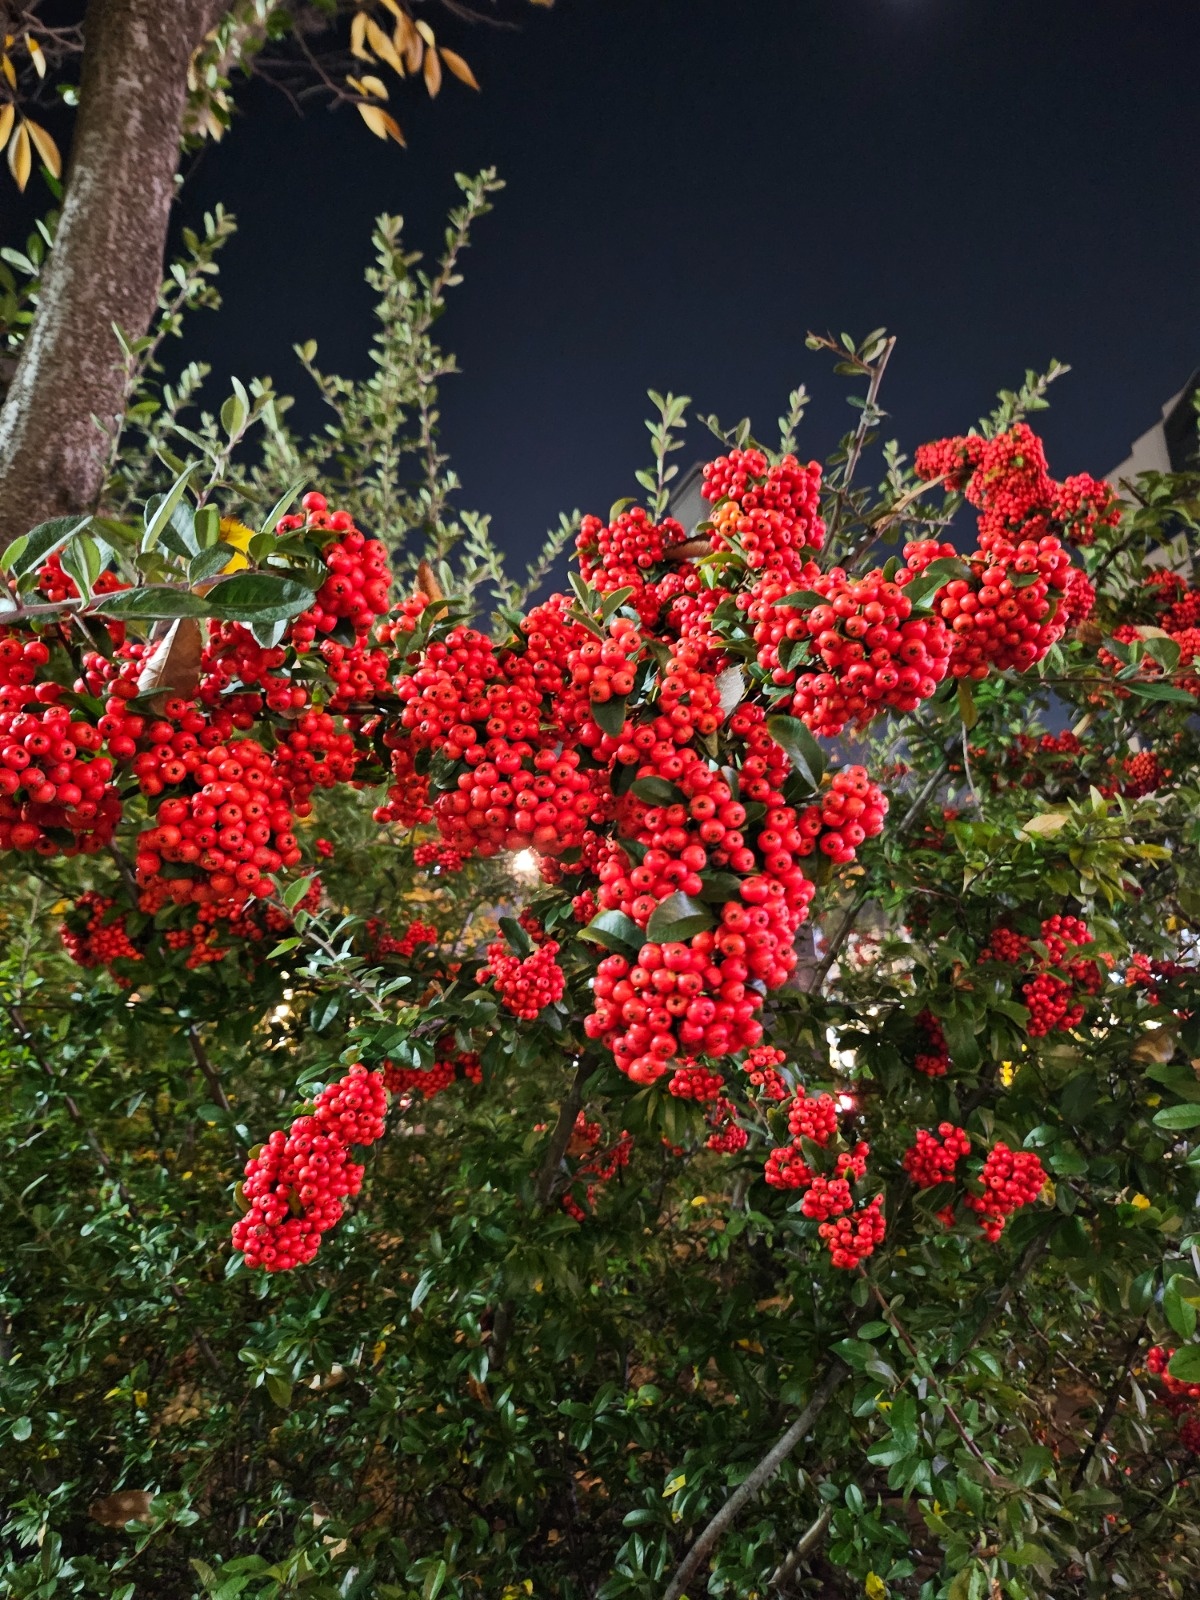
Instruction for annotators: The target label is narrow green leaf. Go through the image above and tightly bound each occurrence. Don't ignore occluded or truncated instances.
[141,463,196,553]
[765,713,827,788]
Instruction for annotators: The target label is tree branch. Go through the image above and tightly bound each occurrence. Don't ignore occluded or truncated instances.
[661,1364,845,1600]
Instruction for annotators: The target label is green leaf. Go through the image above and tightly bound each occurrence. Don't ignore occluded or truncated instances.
[765,713,827,789]
[195,505,221,549]
[772,589,827,609]
[2,514,91,578]
[1152,1103,1200,1131]
[141,463,196,553]
[220,378,250,440]
[600,586,635,619]
[258,477,306,541]
[207,572,317,623]
[11,1416,31,1441]
[264,1373,292,1410]
[1126,680,1197,706]
[696,872,745,904]
[902,556,972,608]
[645,892,715,945]
[59,533,102,600]
[590,695,628,738]
[282,873,316,912]
[94,586,213,620]
[1167,1346,1200,1384]
[630,777,685,806]
[1165,1275,1199,1340]
[499,915,534,958]
[577,910,643,955]
[957,679,979,731]
[422,1560,448,1600]
[189,545,234,585]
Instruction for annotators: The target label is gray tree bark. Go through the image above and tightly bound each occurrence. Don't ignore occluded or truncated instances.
[0,0,227,545]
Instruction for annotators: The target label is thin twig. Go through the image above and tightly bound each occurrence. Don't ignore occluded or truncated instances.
[533,1059,590,1208]
[187,1023,246,1154]
[1071,1319,1148,1490]
[766,1500,835,1593]
[861,1272,999,1481]
[661,1364,844,1600]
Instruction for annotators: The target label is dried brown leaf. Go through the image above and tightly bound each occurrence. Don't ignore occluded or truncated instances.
[357,103,406,145]
[365,16,405,75]
[136,618,203,707]
[88,1490,154,1528]
[665,536,712,562]
[423,45,442,97]
[416,559,444,602]
[439,47,479,90]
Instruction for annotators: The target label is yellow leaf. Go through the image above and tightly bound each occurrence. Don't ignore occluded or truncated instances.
[377,0,406,18]
[402,26,423,73]
[864,1576,888,1600]
[439,47,479,90]
[662,1473,686,1496]
[1,53,15,90]
[415,18,436,46]
[423,44,441,97]
[27,36,46,77]
[1131,1193,1152,1210]
[1022,811,1068,838]
[0,102,13,149]
[356,102,405,145]
[347,73,388,100]
[8,119,30,191]
[349,9,370,60]
[365,16,405,76]
[24,118,60,179]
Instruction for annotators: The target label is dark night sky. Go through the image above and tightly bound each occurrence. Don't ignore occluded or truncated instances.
[172,0,1200,569]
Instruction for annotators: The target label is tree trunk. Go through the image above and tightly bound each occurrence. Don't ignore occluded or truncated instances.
[0,0,225,545]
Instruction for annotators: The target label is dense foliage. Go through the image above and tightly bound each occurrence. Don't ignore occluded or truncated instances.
[3,179,1200,1600]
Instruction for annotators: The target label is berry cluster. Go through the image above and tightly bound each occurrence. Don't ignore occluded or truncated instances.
[762,567,952,736]
[576,506,688,593]
[1146,1347,1200,1454]
[478,936,565,1019]
[702,448,826,582]
[59,892,143,975]
[980,913,1106,1037]
[382,1034,482,1102]
[561,1114,634,1222]
[962,1142,1047,1241]
[903,1123,971,1188]
[913,1010,950,1078]
[232,1065,387,1271]
[762,1087,881,1267]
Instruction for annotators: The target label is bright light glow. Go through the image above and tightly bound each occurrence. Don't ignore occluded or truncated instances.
[511,849,538,881]
[837,1093,857,1113]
